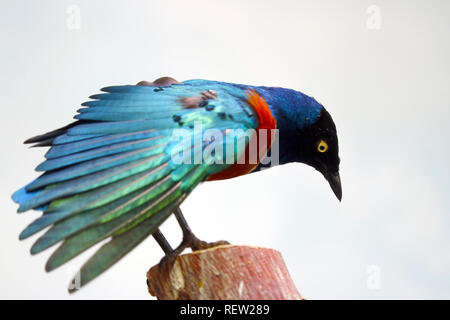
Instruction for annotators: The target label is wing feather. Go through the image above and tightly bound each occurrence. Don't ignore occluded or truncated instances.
[13,80,262,291]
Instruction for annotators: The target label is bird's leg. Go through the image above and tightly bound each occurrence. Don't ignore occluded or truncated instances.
[173,207,230,251]
[152,228,189,274]
[151,208,230,274]
[152,229,173,255]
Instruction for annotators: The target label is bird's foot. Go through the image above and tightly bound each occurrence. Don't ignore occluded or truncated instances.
[183,231,230,252]
[173,207,230,251]
[156,233,229,275]
[154,207,230,274]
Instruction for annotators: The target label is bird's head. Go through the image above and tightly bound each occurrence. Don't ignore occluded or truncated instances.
[294,107,342,201]
[260,87,342,201]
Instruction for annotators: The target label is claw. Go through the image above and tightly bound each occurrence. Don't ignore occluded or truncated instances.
[153,207,230,275]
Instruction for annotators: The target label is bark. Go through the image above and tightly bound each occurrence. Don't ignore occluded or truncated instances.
[147,245,303,300]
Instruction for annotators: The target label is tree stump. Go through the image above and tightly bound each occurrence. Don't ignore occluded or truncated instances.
[147,245,303,300]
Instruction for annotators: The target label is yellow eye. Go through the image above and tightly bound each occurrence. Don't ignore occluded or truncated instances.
[317,140,328,153]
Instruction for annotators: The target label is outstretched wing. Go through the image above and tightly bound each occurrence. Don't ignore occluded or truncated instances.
[12,80,266,291]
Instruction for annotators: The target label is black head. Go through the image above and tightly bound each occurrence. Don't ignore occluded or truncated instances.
[296,108,342,200]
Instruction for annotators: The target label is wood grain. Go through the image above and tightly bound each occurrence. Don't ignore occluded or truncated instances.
[147,245,303,300]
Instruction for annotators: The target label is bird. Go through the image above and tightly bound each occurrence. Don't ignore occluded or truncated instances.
[12,77,341,292]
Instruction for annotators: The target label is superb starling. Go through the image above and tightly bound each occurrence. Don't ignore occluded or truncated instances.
[12,77,341,291]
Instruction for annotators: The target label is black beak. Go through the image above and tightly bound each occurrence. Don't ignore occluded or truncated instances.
[326,171,342,201]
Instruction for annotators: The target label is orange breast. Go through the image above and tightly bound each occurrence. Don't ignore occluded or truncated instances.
[207,89,277,181]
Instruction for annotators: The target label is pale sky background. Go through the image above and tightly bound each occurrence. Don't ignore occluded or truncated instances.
[1,0,449,299]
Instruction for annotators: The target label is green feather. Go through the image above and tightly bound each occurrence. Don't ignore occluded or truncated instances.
[15,81,263,291]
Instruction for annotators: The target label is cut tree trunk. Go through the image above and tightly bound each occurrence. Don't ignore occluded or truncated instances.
[147,245,303,300]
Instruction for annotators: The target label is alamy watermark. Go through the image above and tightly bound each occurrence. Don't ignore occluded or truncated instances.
[366,265,381,290]
[169,122,279,167]
[66,265,81,291]
[366,5,381,30]
[66,5,81,30]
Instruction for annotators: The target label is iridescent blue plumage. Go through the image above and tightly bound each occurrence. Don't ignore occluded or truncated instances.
[12,78,339,292]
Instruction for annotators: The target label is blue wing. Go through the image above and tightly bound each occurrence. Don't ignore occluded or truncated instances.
[12,80,260,291]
